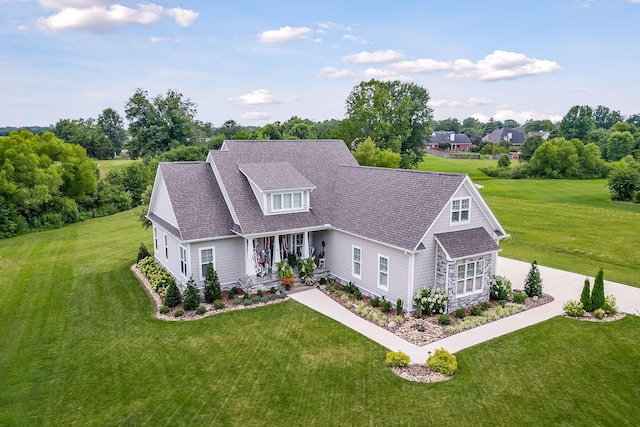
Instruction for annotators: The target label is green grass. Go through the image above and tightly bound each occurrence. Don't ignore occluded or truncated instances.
[417,153,498,180]
[95,158,138,177]
[419,154,640,286]
[1,212,640,425]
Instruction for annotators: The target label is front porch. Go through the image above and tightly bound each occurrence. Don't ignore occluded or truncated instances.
[238,267,331,295]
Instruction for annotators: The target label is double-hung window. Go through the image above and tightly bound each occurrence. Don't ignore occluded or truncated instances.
[272,192,303,212]
[451,198,470,223]
[352,246,361,279]
[456,260,484,295]
[164,234,168,259]
[200,248,214,279]
[378,255,389,291]
[153,227,158,251]
[179,246,188,277]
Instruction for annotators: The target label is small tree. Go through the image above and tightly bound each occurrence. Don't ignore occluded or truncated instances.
[580,278,592,312]
[136,242,151,263]
[591,268,605,310]
[203,262,221,303]
[524,260,543,297]
[183,277,200,311]
[497,154,511,168]
[164,278,182,308]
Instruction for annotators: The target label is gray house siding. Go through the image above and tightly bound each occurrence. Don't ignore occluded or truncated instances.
[153,223,186,288]
[189,237,245,289]
[149,174,178,229]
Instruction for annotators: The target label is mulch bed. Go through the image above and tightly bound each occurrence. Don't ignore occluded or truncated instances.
[563,312,626,322]
[388,364,451,383]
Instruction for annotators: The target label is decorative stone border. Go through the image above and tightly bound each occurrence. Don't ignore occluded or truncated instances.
[388,364,451,383]
[563,312,626,322]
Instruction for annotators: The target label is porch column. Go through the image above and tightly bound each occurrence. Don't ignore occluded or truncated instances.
[302,231,309,258]
[245,238,254,276]
[272,234,281,273]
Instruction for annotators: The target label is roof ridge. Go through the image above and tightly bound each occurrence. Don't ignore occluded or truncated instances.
[338,164,465,177]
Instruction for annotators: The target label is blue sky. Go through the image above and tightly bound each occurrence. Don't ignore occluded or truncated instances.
[1,0,639,127]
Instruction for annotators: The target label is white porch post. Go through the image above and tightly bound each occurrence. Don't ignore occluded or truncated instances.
[302,231,309,258]
[272,234,281,273]
[245,238,254,276]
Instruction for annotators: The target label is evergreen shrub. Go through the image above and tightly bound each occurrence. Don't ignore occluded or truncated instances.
[385,351,410,367]
[438,314,451,325]
[524,261,543,297]
[427,348,458,376]
[183,277,200,311]
[512,292,526,304]
[580,278,592,312]
[591,268,605,310]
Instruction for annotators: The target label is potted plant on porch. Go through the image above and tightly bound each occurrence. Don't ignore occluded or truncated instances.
[277,259,295,291]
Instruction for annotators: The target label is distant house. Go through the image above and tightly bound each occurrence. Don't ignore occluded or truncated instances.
[526,131,550,141]
[427,132,472,151]
[483,127,526,146]
[147,140,508,313]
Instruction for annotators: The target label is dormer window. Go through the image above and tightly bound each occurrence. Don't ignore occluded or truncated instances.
[272,192,303,211]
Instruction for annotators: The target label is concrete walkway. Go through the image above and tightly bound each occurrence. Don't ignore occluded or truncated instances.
[290,256,640,363]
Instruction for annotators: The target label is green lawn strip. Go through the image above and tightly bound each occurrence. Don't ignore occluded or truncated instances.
[95,158,138,177]
[417,154,498,181]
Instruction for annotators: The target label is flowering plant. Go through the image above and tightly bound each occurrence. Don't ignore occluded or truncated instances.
[280,276,294,287]
[413,286,448,315]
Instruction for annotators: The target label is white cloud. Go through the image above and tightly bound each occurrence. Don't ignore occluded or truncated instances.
[361,68,412,82]
[472,109,562,124]
[258,26,312,44]
[36,3,199,31]
[229,89,275,106]
[316,67,356,79]
[391,50,560,81]
[342,50,403,64]
[150,36,179,43]
[165,7,199,27]
[342,34,368,45]
[432,97,491,107]
[242,112,271,122]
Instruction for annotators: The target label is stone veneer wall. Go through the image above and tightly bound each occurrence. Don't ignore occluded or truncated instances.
[436,246,492,313]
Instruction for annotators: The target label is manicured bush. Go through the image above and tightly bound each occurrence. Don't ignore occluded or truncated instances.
[481,302,492,311]
[138,256,174,297]
[136,242,151,263]
[413,286,448,315]
[591,268,605,310]
[563,300,585,317]
[580,278,593,312]
[603,295,618,314]
[470,306,482,316]
[173,310,184,318]
[371,296,381,308]
[634,190,640,203]
[243,299,251,306]
[158,305,169,314]
[164,278,182,308]
[427,348,457,376]
[593,308,605,319]
[524,260,543,297]
[257,289,263,297]
[183,277,200,311]
[490,275,512,300]
[261,296,269,304]
[278,291,286,299]
[203,262,221,303]
[344,282,358,294]
[353,289,363,300]
[455,308,466,319]
[438,314,451,325]
[269,286,276,294]
[251,296,261,304]
[213,299,225,310]
[512,292,526,305]
[228,287,239,299]
[233,298,242,305]
[381,300,392,313]
[268,294,276,301]
[385,351,410,367]
[396,299,403,315]
[498,300,507,308]
[195,305,206,315]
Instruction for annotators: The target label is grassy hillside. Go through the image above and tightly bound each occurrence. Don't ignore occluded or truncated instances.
[419,154,640,286]
[1,211,639,425]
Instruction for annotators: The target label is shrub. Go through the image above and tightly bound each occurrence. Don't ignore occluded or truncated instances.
[603,295,618,314]
[607,167,640,201]
[213,299,225,310]
[490,275,512,300]
[159,305,169,314]
[257,289,263,297]
[438,314,451,325]
[269,286,276,294]
[137,242,151,263]
[512,292,526,304]
[353,289,363,300]
[498,300,507,308]
[203,262,221,303]
[371,296,381,307]
[634,190,640,203]
[183,277,200,311]
[580,278,593,312]
[427,348,457,376]
[396,298,404,315]
[173,310,184,318]
[470,306,482,316]
[498,153,511,168]
[455,309,466,319]
[593,308,605,319]
[195,305,206,315]
[385,351,410,367]
[563,299,585,317]
[344,282,358,294]
[413,286,448,315]
[481,302,492,311]
[229,287,239,299]
[261,296,270,304]
[381,300,392,313]
[233,298,242,305]
[243,299,251,306]
[251,296,261,304]
[591,268,605,310]
[524,260,543,297]
[278,291,286,299]
[268,294,276,301]
[164,279,182,308]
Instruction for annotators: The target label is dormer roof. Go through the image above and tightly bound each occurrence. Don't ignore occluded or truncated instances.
[238,162,315,192]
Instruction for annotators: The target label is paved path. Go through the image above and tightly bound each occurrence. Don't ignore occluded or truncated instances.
[290,257,640,363]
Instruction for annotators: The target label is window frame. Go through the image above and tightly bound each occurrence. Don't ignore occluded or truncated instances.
[153,226,158,251]
[377,254,389,291]
[352,245,362,279]
[293,233,304,258]
[179,245,188,277]
[450,197,470,224]
[164,234,168,260]
[199,247,215,280]
[271,191,304,212]
[456,259,484,296]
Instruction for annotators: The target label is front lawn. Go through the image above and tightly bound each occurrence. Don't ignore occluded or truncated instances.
[1,211,639,425]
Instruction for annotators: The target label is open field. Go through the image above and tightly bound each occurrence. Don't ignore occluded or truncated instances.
[419,154,640,286]
[95,158,138,177]
[1,211,640,425]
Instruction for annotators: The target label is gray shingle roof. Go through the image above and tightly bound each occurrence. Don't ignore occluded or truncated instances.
[158,162,235,241]
[434,227,500,260]
[430,132,472,144]
[483,127,526,145]
[238,162,315,191]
